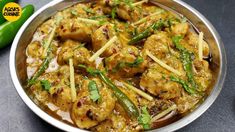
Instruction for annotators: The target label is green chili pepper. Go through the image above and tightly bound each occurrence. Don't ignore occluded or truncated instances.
[0,5,34,49]
[128,20,164,44]
[112,56,144,72]
[78,65,140,118]
[181,50,197,88]
[28,56,51,86]
[0,0,15,25]
[172,36,197,90]
[99,72,139,118]
[170,76,195,94]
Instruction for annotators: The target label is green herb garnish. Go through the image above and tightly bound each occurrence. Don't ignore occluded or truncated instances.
[78,64,139,118]
[82,7,94,14]
[71,10,78,16]
[170,76,195,94]
[111,7,117,19]
[28,56,52,86]
[126,56,144,67]
[78,64,103,76]
[124,0,134,9]
[138,106,151,130]
[99,20,106,25]
[88,80,101,102]
[89,15,108,20]
[112,56,144,72]
[55,16,63,25]
[74,43,85,50]
[40,80,51,91]
[129,20,165,44]
[172,36,197,89]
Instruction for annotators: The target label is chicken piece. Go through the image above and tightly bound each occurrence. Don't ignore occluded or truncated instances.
[184,32,210,58]
[147,100,175,117]
[27,41,43,58]
[171,23,189,36]
[116,4,143,22]
[137,11,168,32]
[58,18,92,42]
[143,32,172,59]
[175,91,201,113]
[51,85,72,111]
[140,64,182,99]
[38,19,55,35]
[92,24,122,57]
[57,40,91,67]
[193,59,212,92]
[92,103,139,132]
[105,46,147,77]
[99,0,146,22]
[58,65,70,78]
[32,71,72,111]
[29,82,49,105]
[71,78,116,129]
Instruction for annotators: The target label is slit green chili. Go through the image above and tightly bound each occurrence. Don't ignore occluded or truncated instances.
[78,64,140,118]
[172,36,197,93]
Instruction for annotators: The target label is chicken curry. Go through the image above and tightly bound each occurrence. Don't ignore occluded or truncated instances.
[26,0,213,131]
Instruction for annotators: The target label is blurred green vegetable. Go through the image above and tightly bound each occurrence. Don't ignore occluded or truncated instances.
[0,0,15,25]
[0,4,34,49]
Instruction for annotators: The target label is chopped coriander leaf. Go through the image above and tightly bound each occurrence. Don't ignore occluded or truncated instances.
[55,16,63,25]
[111,7,117,19]
[99,20,106,25]
[74,43,85,50]
[138,106,151,130]
[88,80,101,102]
[172,36,185,51]
[78,64,102,76]
[82,7,95,14]
[40,80,51,91]
[181,17,187,23]
[78,65,140,118]
[113,23,123,33]
[129,20,165,44]
[113,0,121,6]
[42,39,47,48]
[129,27,138,37]
[124,0,134,9]
[89,15,108,20]
[112,56,144,72]
[71,10,78,16]
[170,76,196,94]
[126,56,144,67]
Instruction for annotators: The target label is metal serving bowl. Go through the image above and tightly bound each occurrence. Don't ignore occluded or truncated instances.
[9,0,227,131]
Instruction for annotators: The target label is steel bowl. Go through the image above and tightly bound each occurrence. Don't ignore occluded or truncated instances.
[9,0,227,131]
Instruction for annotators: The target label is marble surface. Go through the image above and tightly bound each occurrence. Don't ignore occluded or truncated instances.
[0,0,234,131]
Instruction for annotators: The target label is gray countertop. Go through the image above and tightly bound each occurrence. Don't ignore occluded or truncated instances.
[0,0,234,131]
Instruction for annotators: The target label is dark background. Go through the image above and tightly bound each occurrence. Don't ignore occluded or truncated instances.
[0,0,234,131]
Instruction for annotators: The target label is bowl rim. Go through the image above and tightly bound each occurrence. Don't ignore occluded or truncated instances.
[9,0,227,132]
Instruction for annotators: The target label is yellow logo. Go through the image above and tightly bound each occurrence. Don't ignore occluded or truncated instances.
[2,2,22,22]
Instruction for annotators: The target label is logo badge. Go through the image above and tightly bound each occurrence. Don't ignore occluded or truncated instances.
[2,2,22,22]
